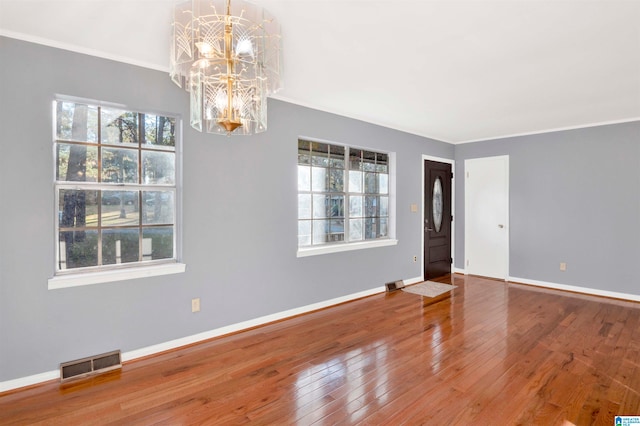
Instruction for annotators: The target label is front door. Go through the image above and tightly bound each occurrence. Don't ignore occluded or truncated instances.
[424,160,452,280]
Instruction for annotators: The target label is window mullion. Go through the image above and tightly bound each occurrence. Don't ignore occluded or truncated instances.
[138,113,144,262]
[97,106,103,266]
[344,146,350,243]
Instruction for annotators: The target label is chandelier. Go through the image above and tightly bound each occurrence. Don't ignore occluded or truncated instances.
[170,0,282,135]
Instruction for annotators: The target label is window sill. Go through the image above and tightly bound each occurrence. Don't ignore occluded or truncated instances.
[297,239,398,258]
[48,262,187,290]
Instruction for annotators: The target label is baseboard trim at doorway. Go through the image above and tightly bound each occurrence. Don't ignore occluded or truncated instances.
[508,276,640,303]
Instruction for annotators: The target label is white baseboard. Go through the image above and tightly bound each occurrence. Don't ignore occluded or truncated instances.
[0,370,60,394]
[403,276,423,285]
[453,267,466,274]
[1,285,386,393]
[123,285,386,362]
[508,276,640,302]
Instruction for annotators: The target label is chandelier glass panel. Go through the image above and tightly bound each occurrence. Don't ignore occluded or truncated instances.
[171,0,282,135]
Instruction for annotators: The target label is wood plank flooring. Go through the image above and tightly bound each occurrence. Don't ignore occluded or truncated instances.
[2,274,640,425]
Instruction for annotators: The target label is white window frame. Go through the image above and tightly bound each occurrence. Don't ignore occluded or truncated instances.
[296,137,397,258]
[48,96,185,289]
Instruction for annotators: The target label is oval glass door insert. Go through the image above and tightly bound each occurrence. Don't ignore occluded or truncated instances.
[433,177,443,232]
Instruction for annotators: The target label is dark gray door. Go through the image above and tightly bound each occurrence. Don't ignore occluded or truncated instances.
[424,160,452,280]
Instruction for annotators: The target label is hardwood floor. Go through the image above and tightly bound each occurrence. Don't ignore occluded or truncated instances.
[2,274,640,425]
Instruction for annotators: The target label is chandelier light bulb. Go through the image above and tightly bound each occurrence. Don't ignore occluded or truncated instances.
[215,89,227,110]
[235,39,254,57]
[195,41,214,57]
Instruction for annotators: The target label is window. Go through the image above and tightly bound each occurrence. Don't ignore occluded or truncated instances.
[298,139,393,254]
[53,99,180,278]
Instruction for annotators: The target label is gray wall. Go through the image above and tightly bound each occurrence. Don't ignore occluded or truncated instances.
[454,122,640,293]
[0,37,453,382]
[3,35,637,385]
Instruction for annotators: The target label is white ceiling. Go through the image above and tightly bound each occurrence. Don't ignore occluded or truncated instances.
[1,0,639,143]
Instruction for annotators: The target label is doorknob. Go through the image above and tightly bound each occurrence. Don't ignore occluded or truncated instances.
[425,227,434,232]
[498,224,504,228]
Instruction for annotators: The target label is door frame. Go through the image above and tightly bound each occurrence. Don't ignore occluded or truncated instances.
[422,155,455,281]
[464,155,509,280]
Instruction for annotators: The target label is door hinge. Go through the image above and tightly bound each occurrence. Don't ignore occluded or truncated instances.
[450,257,453,264]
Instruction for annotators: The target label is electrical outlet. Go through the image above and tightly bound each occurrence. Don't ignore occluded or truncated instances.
[413,256,417,262]
[560,262,567,272]
[191,298,200,312]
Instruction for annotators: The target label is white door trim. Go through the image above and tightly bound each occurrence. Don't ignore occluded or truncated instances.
[421,155,455,280]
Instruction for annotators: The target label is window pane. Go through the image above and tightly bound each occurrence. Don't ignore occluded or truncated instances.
[101,190,139,226]
[379,196,389,217]
[378,174,389,195]
[329,195,345,218]
[298,194,311,219]
[364,218,378,239]
[349,170,363,193]
[362,151,376,171]
[298,152,310,165]
[313,195,328,218]
[298,220,311,246]
[58,230,98,269]
[379,218,388,237]
[311,167,327,192]
[365,172,378,193]
[142,151,175,184]
[142,191,174,225]
[298,140,311,165]
[329,157,344,169]
[328,169,344,192]
[312,220,328,245]
[143,114,175,147]
[102,229,140,265]
[55,101,98,143]
[329,219,344,242]
[101,108,139,145]
[102,147,139,183]
[349,196,363,217]
[349,218,363,241]
[298,166,310,191]
[298,139,311,152]
[349,148,362,170]
[142,227,174,260]
[329,145,345,168]
[376,153,388,173]
[56,143,98,182]
[58,189,99,228]
[365,196,378,218]
[433,177,444,233]
[311,142,329,166]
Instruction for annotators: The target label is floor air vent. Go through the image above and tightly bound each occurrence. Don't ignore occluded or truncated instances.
[60,350,121,382]
[385,280,405,292]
